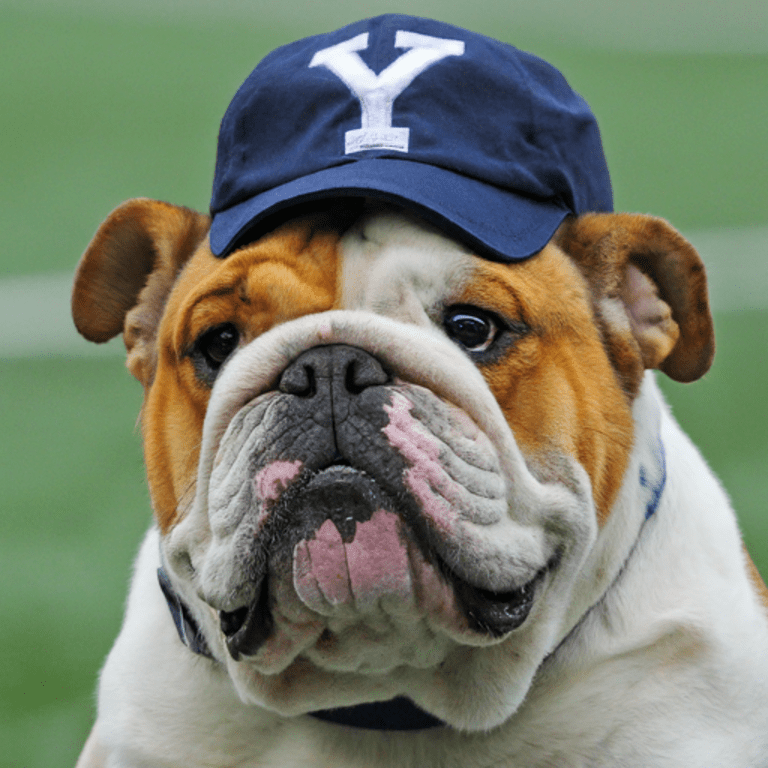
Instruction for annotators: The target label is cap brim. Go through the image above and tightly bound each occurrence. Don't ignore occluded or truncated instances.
[209,158,570,262]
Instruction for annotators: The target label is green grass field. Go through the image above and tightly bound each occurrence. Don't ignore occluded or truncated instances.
[1,4,766,766]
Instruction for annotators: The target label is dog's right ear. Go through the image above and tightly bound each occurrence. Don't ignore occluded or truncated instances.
[72,198,210,386]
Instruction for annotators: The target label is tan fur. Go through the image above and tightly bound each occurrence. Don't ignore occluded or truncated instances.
[72,199,210,387]
[147,220,340,530]
[73,207,342,531]
[455,212,716,525]
[71,203,724,539]
[71,200,768,766]
[557,213,714,385]
[461,248,634,524]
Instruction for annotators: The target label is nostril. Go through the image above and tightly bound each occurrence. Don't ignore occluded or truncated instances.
[279,363,316,397]
[344,354,389,394]
[279,345,388,399]
[345,361,365,395]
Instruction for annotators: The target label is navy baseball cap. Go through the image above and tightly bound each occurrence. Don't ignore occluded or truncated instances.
[210,14,612,261]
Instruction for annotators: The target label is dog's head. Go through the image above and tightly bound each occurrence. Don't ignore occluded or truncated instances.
[71,14,716,731]
[72,198,713,729]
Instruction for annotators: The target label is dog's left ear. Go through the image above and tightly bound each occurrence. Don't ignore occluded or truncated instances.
[72,198,211,386]
[557,213,715,389]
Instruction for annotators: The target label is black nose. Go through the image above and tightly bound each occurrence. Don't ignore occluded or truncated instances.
[278,345,389,399]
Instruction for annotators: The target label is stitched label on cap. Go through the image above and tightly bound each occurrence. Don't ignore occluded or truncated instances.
[309,30,465,154]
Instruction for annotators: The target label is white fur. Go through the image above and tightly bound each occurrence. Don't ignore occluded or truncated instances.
[81,378,768,767]
[78,215,768,767]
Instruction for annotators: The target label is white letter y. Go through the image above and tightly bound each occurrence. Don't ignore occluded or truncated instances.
[309,31,465,154]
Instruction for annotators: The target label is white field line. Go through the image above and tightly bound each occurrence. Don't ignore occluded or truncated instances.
[1,226,766,358]
[0,272,124,358]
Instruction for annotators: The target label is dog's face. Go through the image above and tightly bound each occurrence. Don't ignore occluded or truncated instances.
[73,200,713,730]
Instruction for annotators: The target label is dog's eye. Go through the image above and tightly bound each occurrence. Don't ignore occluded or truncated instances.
[195,323,240,371]
[443,307,499,353]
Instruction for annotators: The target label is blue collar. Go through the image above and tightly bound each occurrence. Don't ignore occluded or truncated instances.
[157,565,214,659]
[640,433,666,521]
[310,697,443,730]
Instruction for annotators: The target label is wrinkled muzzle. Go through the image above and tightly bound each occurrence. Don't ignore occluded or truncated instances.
[164,313,596,726]
[209,344,555,659]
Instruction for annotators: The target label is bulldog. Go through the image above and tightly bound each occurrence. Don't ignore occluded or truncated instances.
[71,15,768,768]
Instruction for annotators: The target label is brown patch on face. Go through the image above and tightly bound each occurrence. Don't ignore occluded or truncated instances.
[143,218,341,531]
[456,246,634,524]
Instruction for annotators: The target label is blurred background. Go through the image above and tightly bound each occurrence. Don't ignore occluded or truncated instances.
[1,0,766,764]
